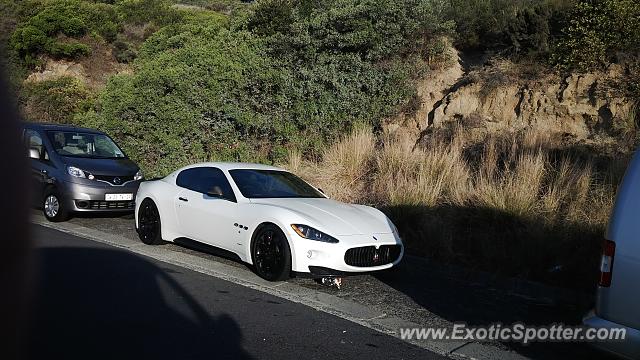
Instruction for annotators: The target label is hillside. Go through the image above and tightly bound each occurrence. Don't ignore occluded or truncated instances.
[3,0,640,289]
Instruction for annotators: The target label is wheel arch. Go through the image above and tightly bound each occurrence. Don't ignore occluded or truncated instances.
[42,183,58,199]
[136,195,167,238]
[247,221,297,271]
[138,180,183,242]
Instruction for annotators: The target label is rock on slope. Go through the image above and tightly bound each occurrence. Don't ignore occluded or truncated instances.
[391,44,636,147]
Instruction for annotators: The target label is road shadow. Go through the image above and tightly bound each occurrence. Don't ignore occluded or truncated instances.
[376,203,618,359]
[382,204,603,294]
[28,246,253,360]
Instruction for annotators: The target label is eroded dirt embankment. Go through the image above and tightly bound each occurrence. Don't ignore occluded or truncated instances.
[389,45,637,151]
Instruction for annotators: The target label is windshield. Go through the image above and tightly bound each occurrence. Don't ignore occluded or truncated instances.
[229,169,324,199]
[46,131,126,159]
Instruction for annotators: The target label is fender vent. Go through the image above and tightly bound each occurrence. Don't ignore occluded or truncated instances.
[344,245,401,267]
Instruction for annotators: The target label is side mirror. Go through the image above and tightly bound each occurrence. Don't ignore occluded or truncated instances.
[28,148,40,159]
[206,186,224,199]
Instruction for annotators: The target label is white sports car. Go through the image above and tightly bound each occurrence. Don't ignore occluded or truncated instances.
[135,162,403,281]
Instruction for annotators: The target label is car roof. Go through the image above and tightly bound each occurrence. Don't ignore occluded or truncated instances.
[22,122,104,134]
[179,162,286,172]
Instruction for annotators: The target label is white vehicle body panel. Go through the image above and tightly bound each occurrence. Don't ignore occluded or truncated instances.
[135,162,403,275]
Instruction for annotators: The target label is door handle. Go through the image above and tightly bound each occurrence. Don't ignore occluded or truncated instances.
[178,197,188,202]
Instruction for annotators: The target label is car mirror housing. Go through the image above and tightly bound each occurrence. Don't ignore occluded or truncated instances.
[206,185,224,198]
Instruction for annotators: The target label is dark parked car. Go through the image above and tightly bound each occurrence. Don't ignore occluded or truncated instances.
[23,123,143,221]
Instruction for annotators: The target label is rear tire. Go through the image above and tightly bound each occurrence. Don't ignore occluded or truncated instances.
[251,224,291,281]
[43,188,68,222]
[137,198,163,245]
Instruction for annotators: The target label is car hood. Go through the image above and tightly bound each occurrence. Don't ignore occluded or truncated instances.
[249,198,392,236]
[61,156,139,176]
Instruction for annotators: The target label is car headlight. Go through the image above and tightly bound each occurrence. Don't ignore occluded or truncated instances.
[67,166,86,178]
[291,224,339,243]
[134,170,144,181]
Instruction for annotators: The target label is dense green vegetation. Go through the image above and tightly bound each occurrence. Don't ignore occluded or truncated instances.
[84,22,285,174]
[21,76,91,123]
[551,0,640,70]
[8,0,179,66]
[441,0,640,71]
[4,0,640,177]
[80,0,454,175]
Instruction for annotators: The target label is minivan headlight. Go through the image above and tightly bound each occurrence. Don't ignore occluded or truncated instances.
[134,170,144,181]
[67,166,86,178]
[291,224,339,243]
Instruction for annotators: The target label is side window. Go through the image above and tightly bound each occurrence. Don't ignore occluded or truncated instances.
[176,167,236,202]
[176,168,199,191]
[24,129,49,161]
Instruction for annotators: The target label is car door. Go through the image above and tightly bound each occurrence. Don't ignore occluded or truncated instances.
[24,129,56,206]
[174,167,240,252]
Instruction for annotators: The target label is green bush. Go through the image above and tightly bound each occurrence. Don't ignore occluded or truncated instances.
[178,0,247,13]
[249,0,453,61]
[245,0,294,36]
[22,76,92,123]
[78,0,450,176]
[112,37,137,63]
[79,24,286,176]
[9,0,177,64]
[444,0,538,49]
[503,5,554,57]
[242,0,451,149]
[47,41,91,58]
[117,0,181,26]
[551,0,640,71]
[10,0,121,63]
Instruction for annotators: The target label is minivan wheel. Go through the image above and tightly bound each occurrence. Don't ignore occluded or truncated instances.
[43,189,68,222]
[251,224,291,281]
[137,198,163,245]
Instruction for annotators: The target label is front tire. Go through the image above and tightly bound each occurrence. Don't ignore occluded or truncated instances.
[137,198,163,245]
[252,224,292,281]
[43,189,68,222]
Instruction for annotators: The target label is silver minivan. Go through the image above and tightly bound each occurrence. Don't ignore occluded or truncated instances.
[23,122,143,222]
[583,151,640,359]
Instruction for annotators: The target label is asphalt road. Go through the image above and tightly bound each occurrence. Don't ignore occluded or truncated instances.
[32,211,618,360]
[27,225,444,360]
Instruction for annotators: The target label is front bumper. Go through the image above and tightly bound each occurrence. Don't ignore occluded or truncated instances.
[583,311,640,360]
[59,180,140,212]
[288,231,404,274]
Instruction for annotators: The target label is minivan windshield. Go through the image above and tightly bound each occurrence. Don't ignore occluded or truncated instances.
[46,131,126,159]
[229,169,324,199]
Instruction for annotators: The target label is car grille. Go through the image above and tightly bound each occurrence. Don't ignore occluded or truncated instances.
[86,200,135,210]
[93,175,135,185]
[344,245,402,267]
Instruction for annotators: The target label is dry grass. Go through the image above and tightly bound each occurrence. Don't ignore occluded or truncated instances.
[291,126,617,224]
[285,126,628,289]
[372,129,471,207]
[288,125,375,203]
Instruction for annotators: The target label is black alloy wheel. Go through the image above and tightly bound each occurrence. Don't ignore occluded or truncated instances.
[137,199,163,245]
[252,224,291,281]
